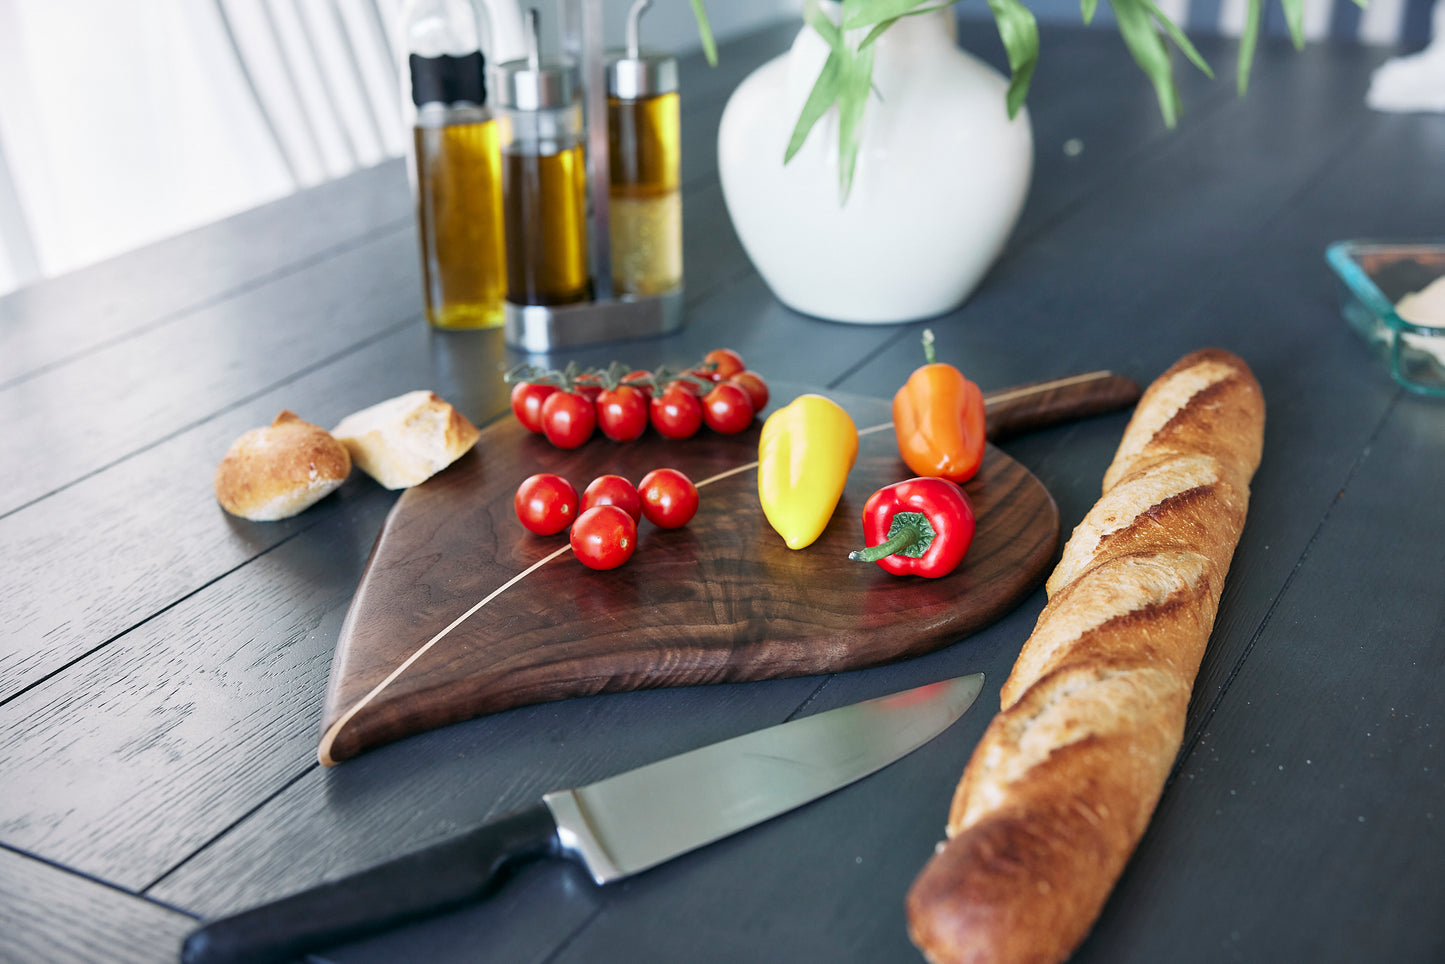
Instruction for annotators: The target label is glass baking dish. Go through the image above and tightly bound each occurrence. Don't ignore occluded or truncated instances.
[1326,240,1445,397]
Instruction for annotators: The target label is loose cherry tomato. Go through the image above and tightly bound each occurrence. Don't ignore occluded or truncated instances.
[514,474,579,535]
[702,382,755,434]
[703,348,746,380]
[570,505,637,570]
[596,384,649,442]
[510,382,558,434]
[581,474,642,522]
[541,390,596,449]
[727,371,770,413]
[649,386,704,439]
[638,468,699,529]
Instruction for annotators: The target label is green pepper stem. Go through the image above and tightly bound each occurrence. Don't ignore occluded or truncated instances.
[849,520,923,563]
[921,328,936,365]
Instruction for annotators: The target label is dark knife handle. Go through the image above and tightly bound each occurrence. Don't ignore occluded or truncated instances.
[984,371,1141,442]
[180,803,563,964]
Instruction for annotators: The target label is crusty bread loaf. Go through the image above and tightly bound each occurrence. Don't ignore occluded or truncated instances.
[907,349,1265,964]
[214,411,351,521]
[332,391,479,490]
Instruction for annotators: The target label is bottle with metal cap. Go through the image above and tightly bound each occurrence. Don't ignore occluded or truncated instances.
[402,0,507,329]
[493,10,590,307]
[607,0,681,298]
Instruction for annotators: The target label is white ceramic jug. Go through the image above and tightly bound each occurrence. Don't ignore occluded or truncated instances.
[717,4,1033,324]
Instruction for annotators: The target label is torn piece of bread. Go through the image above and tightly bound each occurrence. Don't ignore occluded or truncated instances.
[214,410,351,521]
[907,348,1265,964]
[331,391,479,490]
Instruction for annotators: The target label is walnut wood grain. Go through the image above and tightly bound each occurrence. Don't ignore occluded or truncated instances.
[319,393,1062,764]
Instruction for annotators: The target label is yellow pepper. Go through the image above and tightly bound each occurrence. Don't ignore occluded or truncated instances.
[757,394,859,550]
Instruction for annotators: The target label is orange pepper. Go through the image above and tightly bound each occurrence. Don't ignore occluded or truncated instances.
[892,330,986,483]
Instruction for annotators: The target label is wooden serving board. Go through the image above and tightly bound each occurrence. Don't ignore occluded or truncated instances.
[320,377,1140,764]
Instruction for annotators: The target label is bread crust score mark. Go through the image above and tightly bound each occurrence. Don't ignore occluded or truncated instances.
[907,348,1265,964]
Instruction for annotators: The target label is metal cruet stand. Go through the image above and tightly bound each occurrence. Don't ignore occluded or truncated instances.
[500,0,685,354]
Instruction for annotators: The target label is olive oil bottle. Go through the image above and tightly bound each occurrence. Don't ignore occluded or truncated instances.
[414,107,506,328]
[607,9,681,298]
[402,0,506,329]
[493,11,591,307]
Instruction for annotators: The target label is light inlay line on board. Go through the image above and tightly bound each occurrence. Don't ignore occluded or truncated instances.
[320,417,900,763]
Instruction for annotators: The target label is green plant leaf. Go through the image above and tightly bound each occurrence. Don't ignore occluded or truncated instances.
[1109,0,1179,127]
[1143,0,1214,78]
[688,0,718,66]
[859,18,898,49]
[1237,0,1263,94]
[1281,0,1306,48]
[842,0,938,28]
[836,37,876,201]
[986,0,1040,117]
[805,0,843,47]
[1081,0,1099,24]
[785,46,844,164]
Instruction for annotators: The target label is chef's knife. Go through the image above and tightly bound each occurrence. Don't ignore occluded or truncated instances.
[181,673,984,964]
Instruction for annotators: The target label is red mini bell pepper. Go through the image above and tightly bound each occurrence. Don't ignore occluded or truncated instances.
[892,329,986,483]
[848,477,976,578]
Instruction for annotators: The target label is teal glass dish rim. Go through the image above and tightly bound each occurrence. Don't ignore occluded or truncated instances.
[1325,239,1445,398]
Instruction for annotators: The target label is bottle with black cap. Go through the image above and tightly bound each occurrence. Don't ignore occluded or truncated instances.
[607,0,681,298]
[493,9,590,307]
[402,0,506,329]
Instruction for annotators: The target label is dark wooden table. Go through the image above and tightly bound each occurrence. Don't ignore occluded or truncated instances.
[2,17,1441,964]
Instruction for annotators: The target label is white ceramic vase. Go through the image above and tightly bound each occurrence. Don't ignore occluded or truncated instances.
[717,4,1033,324]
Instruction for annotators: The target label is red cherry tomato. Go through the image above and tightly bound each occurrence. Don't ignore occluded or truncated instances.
[540,390,596,449]
[510,382,558,434]
[570,505,638,570]
[573,373,604,403]
[649,386,704,439]
[702,382,755,434]
[638,468,699,529]
[622,369,654,390]
[514,474,579,535]
[703,348,746,380]
[727,371,770,413]
[596,384,650,442]
[581,474,642,522]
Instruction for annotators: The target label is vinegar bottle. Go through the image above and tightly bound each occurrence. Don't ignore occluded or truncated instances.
[607,0,682,297]
[493,11,591,307]
[403,0,507,329]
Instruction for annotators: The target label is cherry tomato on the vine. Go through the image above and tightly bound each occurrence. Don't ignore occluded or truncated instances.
[570,505,637,570]
[573,373,604,403]
[596,384,650,442]
[638,468,699,529]
[540,390,596,449]
[650,386,704,439]
[703,348,746,380]
[514,474,578,535]
[727,371,770,414]
[510,382,558,434]
[702,382,755,434]
[581,474,642,522]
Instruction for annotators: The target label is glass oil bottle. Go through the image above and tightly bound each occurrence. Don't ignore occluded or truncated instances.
[402,0,507,329]
[493,11,591,307]
[607,1,681,298]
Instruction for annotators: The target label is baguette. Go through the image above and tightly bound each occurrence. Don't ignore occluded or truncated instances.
[907,348,1265,964]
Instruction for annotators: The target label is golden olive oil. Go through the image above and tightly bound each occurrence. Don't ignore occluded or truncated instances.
[502,143,591,306]
[413,116,506,329]
[608,91,682,296]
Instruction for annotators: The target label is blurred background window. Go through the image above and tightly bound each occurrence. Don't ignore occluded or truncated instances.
[0,0,1433,297]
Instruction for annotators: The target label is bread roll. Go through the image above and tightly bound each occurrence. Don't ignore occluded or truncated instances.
[214,411,351,521]
[907,349,1265,964]
[332,391,479,490]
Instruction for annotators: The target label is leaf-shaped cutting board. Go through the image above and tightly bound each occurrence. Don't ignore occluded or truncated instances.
[320,378,1139,764]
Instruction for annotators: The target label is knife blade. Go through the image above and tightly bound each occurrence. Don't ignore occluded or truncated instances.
[181,673,984,964]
